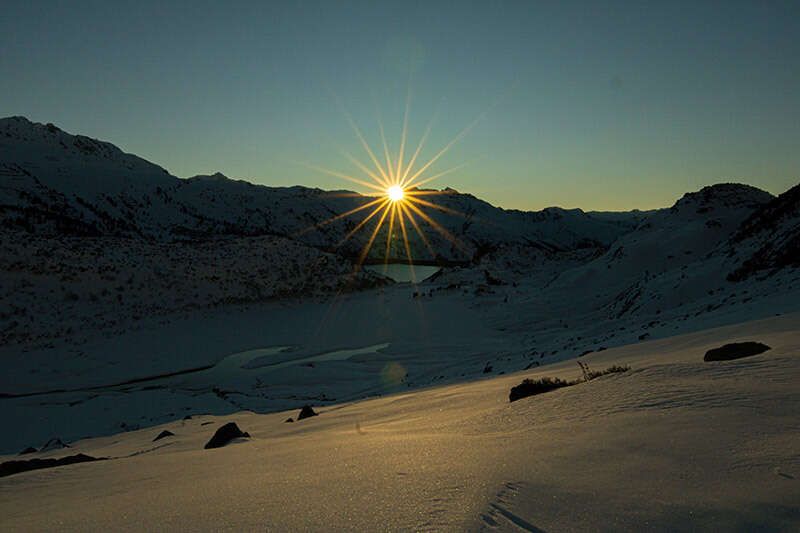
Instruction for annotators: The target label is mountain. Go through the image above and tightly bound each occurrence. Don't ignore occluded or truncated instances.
[726,183,800,281]
[2,116,799,353]
[569,183,773,285]
[0,116,636,261]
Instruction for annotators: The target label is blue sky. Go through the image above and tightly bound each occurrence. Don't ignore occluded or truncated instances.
[2,1,798,210]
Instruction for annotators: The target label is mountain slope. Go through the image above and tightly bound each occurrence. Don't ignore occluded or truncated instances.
[727,182,800,281]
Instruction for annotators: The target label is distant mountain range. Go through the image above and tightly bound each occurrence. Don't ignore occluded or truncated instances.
[1,116,646,261]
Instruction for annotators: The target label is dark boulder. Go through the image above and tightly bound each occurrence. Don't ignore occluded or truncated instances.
[483,362,493,373]
[704,341,771,361]
[153,430,175,442]
[297,405,318,421]
[18,447,37,455]
[285,418,294,423]
[204,422,250,449]
[1,453,104,478]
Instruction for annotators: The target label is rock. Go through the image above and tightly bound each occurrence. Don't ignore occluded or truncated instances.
[297,405,318,421]
[1,454,104,478]
[40,438,70,452]
[285,418,294,423]
[183,415,192,420]
[18,447,37,455]
[204,422,250,449]
[153,430,175,442]
[704,341,771,361]
[483,362,493,373]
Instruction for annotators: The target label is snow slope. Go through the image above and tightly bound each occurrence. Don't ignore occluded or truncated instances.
[1,313,798,531]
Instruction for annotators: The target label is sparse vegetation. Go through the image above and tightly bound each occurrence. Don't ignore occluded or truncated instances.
[509,361,630,402]
[577,360,630,380]
[509,376,572,402]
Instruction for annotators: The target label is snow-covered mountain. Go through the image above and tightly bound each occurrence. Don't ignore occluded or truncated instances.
[2,116,799,353]
[0,116,637,260]
[726,182,800,281]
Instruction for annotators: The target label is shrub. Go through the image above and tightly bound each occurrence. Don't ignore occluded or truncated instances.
[578,360,630,380]
[509,376,572,402]
[509,362,630,403]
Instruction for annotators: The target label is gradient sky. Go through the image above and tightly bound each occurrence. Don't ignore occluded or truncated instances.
[2,1,798,211]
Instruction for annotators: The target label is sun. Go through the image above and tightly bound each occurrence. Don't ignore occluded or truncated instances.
[387,185,404,202]
[300,93,478,268]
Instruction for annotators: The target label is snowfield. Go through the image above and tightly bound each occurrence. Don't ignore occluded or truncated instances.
[1,314,798,531]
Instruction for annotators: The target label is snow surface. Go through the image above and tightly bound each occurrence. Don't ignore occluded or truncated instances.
[1,314,798,531]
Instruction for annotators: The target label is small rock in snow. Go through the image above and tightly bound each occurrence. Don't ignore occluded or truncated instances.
[153,430,175,442]
[297,405,318,421]
[204,422,250,449]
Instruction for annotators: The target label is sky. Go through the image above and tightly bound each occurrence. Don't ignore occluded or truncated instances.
[2,0,799,211]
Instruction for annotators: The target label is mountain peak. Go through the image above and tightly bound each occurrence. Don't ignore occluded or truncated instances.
[187,172,231,182]
[672,183,773,212]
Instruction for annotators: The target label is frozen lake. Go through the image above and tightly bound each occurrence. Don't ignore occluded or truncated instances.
[365,263,440,283]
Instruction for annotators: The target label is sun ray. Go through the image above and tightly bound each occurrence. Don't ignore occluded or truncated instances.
[383,202,397,263]
[399,202,437,259]
[396,203,416,280]
[404,199,468,252]
[356,202,393,266]
[342,151,390,188]
[344,113,392,184]
[395,87,411,184]
[338,198,390,247]
[406,195,467,218]
[294,196,386,237]
[398,113,437,187]
[299,162,387,193]
[401,114,483,189]
[377,117,395,183]
[403,161,470,191]
[403,91,506,188]
[317,89,494,267]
